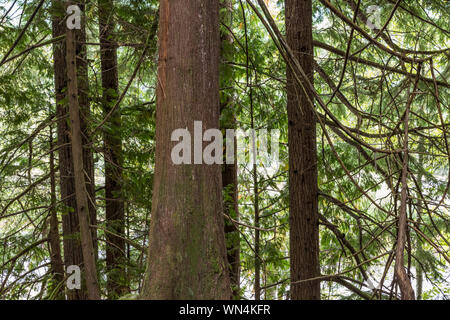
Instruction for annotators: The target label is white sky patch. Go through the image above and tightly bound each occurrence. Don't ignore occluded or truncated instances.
[266,0,280,16]
[1,0,23,27]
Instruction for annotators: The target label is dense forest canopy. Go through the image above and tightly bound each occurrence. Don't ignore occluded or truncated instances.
[0,0,448,300]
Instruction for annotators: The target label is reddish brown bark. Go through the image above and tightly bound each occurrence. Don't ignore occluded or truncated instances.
[286,0,321,300]
[141,0,231,299]
[52,0,84,300]
[75,1,98,258]
[66,13,101,299]
[52,0,97,300]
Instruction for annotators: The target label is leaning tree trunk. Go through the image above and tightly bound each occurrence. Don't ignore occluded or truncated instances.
[98,0,127,299]
[286,0,321,300]
[66,5,101,299]
[394,65,419,301]
[52,0,85,300]
[75,0,98,259]
[52,0,97,300]
[141,0,231,299]
[415,138,425,300]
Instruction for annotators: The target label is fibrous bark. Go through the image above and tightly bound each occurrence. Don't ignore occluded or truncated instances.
[286,0,321,300]
[52,0,98,300]
[141,0,231,300]
[66,12,101,299]
[52,0,84,300]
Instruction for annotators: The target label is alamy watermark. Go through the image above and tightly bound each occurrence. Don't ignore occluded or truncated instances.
[66,4,81,30]
[66,265,81,290]
[170,121,280,170]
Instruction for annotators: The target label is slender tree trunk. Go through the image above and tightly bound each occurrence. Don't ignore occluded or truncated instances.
[53,0,97,300]
[76,0,98,259]
[66,14,101,299]
[48,123,65,300]
[98,0,127,299]
[220,0,240,299]
[141,0,231,299]
[415,139,424,300]
[286,0,321,300]
[252,128,261,301]
[395,71,418,300]
[52,0,85,300]
[222,154,240,299]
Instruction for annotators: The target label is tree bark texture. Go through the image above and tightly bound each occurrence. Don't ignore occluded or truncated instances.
[66,17,101,299]
[141,0,231,300]
[286,0,321,300]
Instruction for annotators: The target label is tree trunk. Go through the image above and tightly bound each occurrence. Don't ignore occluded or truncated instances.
[98,0,127,299]
[415,138,424,300]
[48,122,65,300]
[52,0,85,300]
[222,158,240,299]
[395,73,416,300]
[75,0,98,259]
[66,13,101,299]
[220,0,240,300]
[52,0,97,300]
[253,128,261,301]
[141,0,231,299]
[286,0,321,300]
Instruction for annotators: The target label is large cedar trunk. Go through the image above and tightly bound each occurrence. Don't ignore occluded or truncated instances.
[286,0,321,300]
[141,0,231,299]
[52,0,97,300]
[98,0,127,298]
